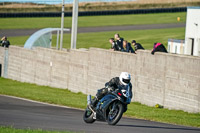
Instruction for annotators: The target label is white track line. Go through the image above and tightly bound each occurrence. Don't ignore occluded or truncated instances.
[0,94,84,111]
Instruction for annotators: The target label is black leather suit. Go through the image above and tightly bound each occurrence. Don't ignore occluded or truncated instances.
[96,77,132,100]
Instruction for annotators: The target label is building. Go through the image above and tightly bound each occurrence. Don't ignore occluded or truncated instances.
[168,7,200,56]
[184,7,200,56]
[168,39,185,54]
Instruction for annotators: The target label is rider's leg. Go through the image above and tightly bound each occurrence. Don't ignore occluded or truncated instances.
[90,97,98,108]
[91,88,108,108]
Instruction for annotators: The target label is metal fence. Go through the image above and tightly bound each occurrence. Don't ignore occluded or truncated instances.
[0,7,186,17]
[0,0,198,15]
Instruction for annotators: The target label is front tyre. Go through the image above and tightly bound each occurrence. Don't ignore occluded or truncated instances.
[83,107,95,124]
[107,103,124,125]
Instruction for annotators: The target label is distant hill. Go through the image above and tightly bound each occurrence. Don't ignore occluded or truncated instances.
[0,0,200,13]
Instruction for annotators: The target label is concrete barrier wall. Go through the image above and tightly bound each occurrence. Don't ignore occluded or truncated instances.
[0,46,199,113]
[0,47,4,64]
[164,54,200,112]
[0,47,4,63]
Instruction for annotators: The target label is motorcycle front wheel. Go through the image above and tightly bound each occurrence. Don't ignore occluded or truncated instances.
[83,107,96,124]
[107,102,124,125]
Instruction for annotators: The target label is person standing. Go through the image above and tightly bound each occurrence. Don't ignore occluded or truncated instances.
[131,40,144,51]
[0,36,10,48]
[114,33,124,51]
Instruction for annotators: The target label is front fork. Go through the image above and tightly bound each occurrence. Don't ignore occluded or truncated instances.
[87,95,96,119]
[88,105,96,119]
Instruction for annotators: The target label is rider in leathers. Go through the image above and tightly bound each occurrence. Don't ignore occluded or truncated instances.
[91,72,132,112]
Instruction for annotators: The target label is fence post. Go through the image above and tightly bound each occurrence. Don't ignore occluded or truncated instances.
[3,48,9,78]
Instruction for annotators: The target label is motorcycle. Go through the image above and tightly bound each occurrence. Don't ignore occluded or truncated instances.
[83,86,131,125]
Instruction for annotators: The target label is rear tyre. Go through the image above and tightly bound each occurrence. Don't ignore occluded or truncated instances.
[107,103,124,125]
[83,107,95,124]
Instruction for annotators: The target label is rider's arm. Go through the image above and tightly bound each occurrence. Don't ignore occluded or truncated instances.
[125,83,133,104]
[105,77,118,89]
[129,84,133,99]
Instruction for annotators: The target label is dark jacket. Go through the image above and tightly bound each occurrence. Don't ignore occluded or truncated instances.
[0,40,10,48]
[116,38,124,50]
[151,43,168,55]
[111,41,120,51]
[134,43,144,51]
[122,43,135,53]
[105,77,132,99]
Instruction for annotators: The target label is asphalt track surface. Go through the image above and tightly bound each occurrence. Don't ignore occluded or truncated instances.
[0,23,185,37]
[0,95,200,133]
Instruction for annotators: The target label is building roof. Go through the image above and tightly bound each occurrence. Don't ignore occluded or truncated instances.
[168,39,185,43]
[187,6,200,9]
[24,28,70,49]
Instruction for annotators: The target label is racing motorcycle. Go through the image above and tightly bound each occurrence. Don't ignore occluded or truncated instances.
[83,86,131,125]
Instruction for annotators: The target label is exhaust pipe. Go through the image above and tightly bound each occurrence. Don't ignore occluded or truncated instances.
[87,95,96,119]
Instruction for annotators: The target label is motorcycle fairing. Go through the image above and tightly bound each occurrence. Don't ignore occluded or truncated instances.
[96,94,119,121]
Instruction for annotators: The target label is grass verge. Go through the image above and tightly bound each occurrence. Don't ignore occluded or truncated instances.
[0,77,199,128]
[9,27,185,50]
[0,126,75,133]
[0,12,186,29]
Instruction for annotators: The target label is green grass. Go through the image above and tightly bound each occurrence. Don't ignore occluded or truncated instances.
[0,77,200,128]
[9,27,185,50]
[0,12,186,29]
[126,103,200,127]
[8,36,29,47]
[0,78,86,109]
[0,126,75,133]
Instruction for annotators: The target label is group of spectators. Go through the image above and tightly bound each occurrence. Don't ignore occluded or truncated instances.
[0,36,10,48]
[0,34,168,55]
[109,33,167,55]
[109,33,144,54]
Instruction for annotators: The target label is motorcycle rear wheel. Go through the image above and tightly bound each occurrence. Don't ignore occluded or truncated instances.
[83,107,96,124]
[107,102,124,125]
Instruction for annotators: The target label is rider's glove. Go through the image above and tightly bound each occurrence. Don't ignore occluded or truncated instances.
[105,86,113,92]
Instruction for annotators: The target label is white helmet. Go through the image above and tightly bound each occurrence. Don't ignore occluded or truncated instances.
[119,72,131,85]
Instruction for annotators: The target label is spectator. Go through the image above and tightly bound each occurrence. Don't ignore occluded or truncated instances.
[114,33,124,51]
[109,38,120,51]
[131,40,144,51]
[0,36,10,48]
[151,42,168,55]
[122,40,135,53]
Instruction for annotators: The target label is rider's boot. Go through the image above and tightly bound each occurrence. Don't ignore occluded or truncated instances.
[90,97,98,109]
[90,88,106,108]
